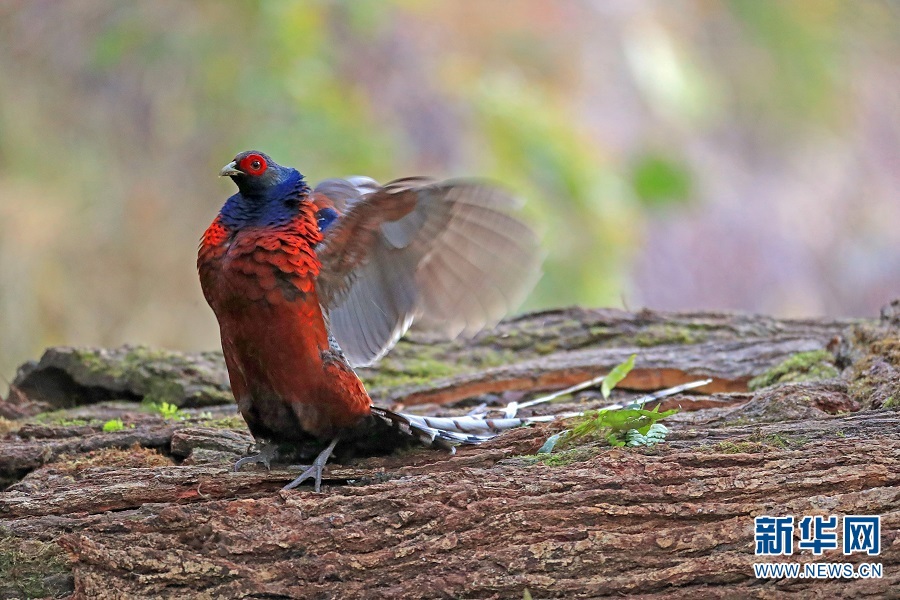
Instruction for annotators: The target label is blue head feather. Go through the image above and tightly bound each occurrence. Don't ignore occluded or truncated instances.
[218,152,311,229]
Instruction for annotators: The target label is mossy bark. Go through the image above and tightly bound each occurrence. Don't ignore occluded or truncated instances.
[0,305,898,599]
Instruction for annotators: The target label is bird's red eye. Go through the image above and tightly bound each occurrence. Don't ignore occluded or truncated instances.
[239,154,267,176]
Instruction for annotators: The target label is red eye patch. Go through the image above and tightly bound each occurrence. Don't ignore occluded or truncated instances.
[239,154,268,176]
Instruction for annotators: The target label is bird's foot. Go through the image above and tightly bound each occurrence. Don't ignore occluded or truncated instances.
[283,437,340,493]
[233,442,279,472]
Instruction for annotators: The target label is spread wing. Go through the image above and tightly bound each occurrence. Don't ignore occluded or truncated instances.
[314,176,542,367]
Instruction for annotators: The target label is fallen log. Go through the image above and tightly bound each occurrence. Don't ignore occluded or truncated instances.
[0,305,896,599]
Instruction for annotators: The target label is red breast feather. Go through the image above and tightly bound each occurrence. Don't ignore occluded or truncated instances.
[198,207,372,442]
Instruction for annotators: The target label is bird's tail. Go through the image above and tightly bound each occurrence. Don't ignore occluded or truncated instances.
[370,406,580,452]
[371,378,711,453]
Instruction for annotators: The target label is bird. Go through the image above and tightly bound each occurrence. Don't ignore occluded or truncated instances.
[198,150,542,491]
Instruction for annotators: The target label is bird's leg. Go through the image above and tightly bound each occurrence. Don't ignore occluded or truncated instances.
[282,437,340,493]
[233,441,280,472]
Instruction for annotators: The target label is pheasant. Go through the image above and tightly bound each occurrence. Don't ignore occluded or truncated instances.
[198,151,541,491]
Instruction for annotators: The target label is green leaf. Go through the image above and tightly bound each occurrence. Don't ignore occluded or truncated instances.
[538,431,567,454]
[606,432,627,447]
[601,354,636,399]
[625,423,670,447]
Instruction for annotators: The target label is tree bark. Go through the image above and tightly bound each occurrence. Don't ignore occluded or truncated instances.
[0,306,897,599]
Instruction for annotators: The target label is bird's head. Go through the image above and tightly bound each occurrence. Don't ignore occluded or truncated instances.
[219,150,301,197]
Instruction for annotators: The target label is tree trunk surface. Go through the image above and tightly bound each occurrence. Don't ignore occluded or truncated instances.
[1,306,898,599]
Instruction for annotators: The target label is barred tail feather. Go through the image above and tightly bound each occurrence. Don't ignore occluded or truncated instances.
[371,377,711,451]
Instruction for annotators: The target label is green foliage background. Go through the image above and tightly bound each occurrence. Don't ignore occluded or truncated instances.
[1,1,898,384]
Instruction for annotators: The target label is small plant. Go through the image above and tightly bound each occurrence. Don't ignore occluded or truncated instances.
[102,418,125,432]
[625,423,669,447]
[144,400,183,420]
[567,404,678,447]
[158,401,181,419]
[538,354,678,454]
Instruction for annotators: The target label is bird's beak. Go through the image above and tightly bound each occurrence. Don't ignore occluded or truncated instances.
[219,161,242,177]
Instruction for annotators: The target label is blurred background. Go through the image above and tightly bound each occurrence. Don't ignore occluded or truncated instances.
[1,0,899,386]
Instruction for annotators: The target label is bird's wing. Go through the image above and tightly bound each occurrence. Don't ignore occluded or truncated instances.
[313,176,542,367]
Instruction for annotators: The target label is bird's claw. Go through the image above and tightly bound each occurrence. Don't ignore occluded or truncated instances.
[282,437,339,493]
[233,442,279,472]
[282,463,324,492]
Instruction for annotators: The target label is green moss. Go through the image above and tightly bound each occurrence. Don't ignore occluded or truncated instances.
[763,434,789,448]
[486,331,540,352]
[0,536,70,598]
[847,337,897,409]
[127,348,192,404]
[748,350,839,391]
[71,347,124,379]
[400,357,463,379]
[142,380,183,406]
[196,384,234,404]
[469,348,518,368]
[586,325,613,338]
[73,346,173,381]
[533,341,559,355]
[715,441,768,454]
[525,445,601,466]
[361,355,467,390]
[33,411,94,427]
[199,414,247,429]
[714,432,807,453]
[69,346,233,407]
[747,431,803,448]
[633,324,707,347]
[121,346,174,366]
